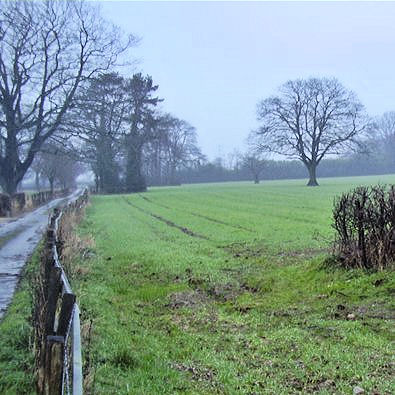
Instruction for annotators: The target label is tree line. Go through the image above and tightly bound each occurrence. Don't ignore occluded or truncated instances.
[66,72,203,193]
[175,144,395,185]
[0,0,203,195]
[182,78,393,187]
[1,1,394,195]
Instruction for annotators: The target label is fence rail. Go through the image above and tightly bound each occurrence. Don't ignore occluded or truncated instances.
[36,189,89,395]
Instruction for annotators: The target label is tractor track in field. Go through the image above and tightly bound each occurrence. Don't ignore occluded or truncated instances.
[123,197,209,240]
[123,206,173,242]
[139,194,172,210]
[138,194,254,233]
[188,212,254,233]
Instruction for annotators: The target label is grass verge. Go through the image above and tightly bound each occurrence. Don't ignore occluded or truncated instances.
[0,247,40,394]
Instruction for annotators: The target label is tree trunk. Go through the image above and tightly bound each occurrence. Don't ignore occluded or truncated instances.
[35,171,41,192]
[306,163,319,186]
[0,151,22,195]
[2,177,19,196]
[169,163,180,186]
[0,159,21,195]
[0,138,34,195]
[94,172,99,193]
[125,143,146,193]
[254,174,260,184]
[49,178,54,195]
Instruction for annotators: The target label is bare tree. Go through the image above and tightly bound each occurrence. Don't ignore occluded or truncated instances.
[0,0,134,194]
[161,115,202,185]
[374,112,395,140]
[251,77,367,186]
[243,152,266,184]
[33,142,83,193]
[226,149,243,171]
[372,112,395,168]
[143,114,203,186]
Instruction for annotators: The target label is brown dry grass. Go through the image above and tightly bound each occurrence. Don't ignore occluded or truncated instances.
[58,205,95,280]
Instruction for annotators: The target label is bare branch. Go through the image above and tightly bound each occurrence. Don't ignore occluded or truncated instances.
[0,0,136,194]
[251,77,368,186]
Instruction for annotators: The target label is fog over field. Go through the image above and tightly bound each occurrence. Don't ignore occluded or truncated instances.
[2,0,395,194]
[99,0,395,159]
[1,2,395,394]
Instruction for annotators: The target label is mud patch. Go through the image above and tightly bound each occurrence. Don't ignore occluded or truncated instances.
[167,290,208,309]
[206,283,242,302]
[356,303,395,320]
[277,248,328,259]
[171,362,218,385]
[327,302,395,322]
[184,267,249,302]
[223,241,266,259]
[310,378,337,393]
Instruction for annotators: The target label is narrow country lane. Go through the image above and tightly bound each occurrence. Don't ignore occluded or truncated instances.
[0,190,83,320]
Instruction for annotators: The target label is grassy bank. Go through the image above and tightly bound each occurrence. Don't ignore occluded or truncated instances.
[0,250,38,394]
[71,176,394,394]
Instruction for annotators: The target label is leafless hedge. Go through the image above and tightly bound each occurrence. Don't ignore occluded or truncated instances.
[332,185,395,270]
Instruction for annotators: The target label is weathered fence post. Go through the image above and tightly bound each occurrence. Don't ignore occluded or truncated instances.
[45,267,62,337]
[44,336,65,395]
[72,305,83,395]
[58,293,76,337]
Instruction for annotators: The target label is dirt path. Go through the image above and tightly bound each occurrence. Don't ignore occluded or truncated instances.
[0,190,83,320]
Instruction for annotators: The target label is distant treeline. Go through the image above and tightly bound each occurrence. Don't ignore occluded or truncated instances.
[170,153,395,185]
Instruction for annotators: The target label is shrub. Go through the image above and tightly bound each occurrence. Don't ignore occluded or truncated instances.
[332,184,395,270]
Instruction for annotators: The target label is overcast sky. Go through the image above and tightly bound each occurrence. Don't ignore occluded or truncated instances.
[97,1,395,160]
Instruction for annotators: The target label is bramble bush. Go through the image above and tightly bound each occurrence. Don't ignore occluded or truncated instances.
[332,184,395,270]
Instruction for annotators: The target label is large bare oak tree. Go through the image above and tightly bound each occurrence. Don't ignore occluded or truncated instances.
[0,0,133,194]
[251,77,367,186]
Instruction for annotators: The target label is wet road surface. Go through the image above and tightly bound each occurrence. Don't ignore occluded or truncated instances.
[0,190,82,320]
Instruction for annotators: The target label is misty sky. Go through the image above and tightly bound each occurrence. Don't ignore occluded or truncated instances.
[98,1,395,160]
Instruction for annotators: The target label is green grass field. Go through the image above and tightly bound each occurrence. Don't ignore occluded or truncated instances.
[49,176,395,393]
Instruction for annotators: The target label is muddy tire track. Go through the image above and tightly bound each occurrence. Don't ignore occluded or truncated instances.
[123,197,209,240]
[120,204,173,242]
[138,194,254,233]
[189,212,254,233]
[139,194,172,210]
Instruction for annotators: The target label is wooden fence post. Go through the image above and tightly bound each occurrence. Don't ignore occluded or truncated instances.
[44,336,65,395]
[44,229,56,294]
[45,267,62,337]
[57,293,76,337]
